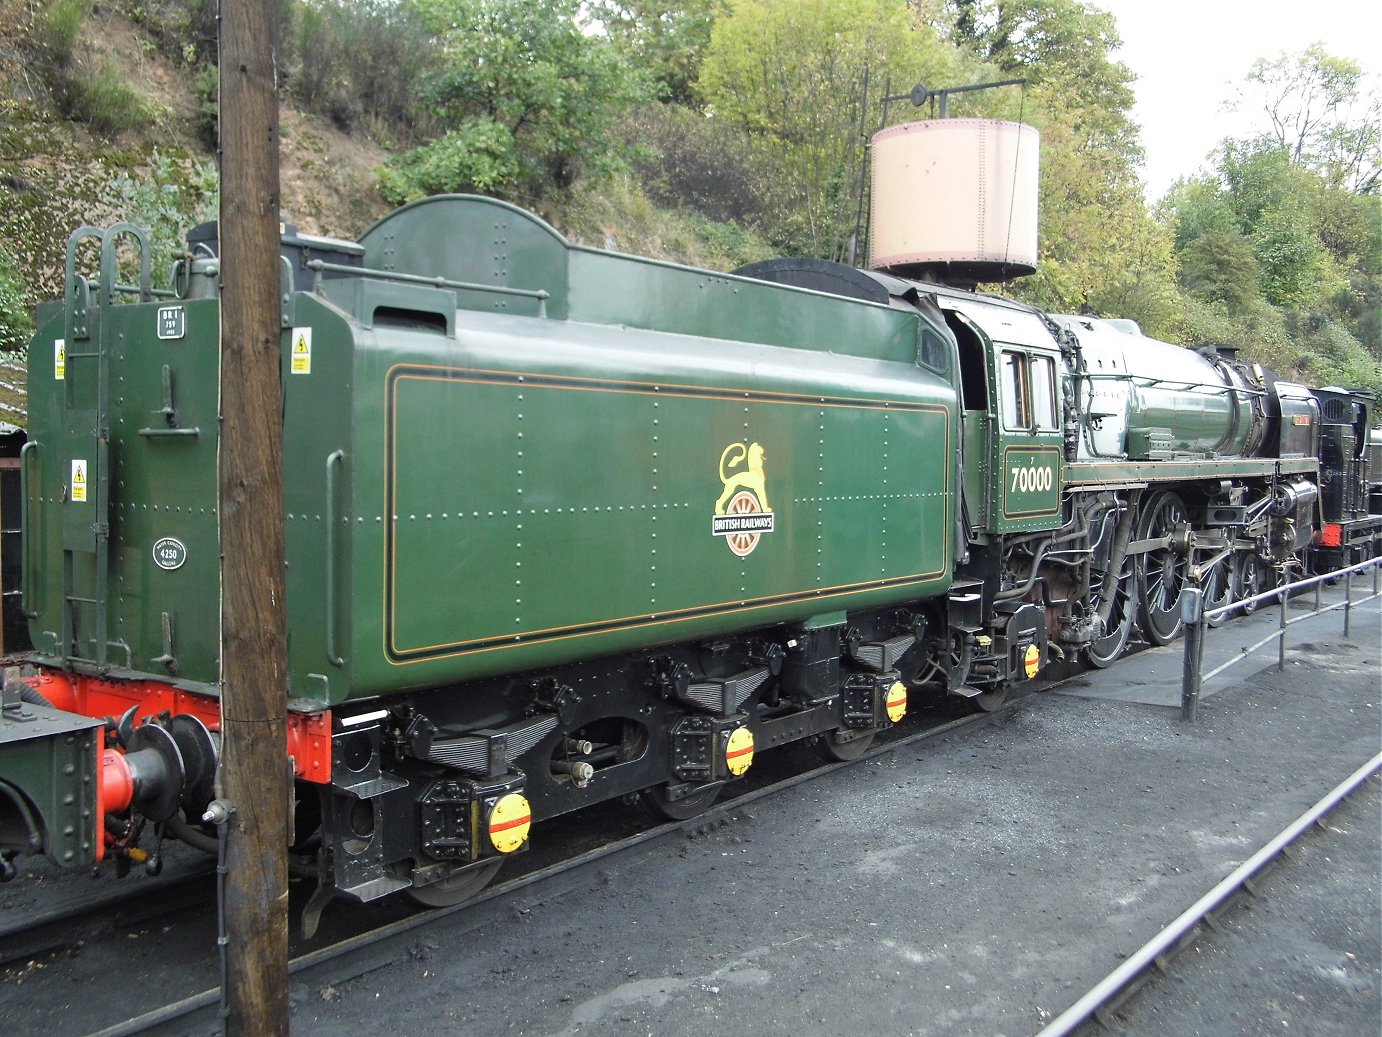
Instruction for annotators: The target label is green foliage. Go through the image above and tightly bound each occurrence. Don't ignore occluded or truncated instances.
[939,1,1152,321]
[392,0,649,206]
[116,0,221,66]
[66,67,161,135]
[37,0,87,68]
[193,65,218,151]
[377,119,520,204]
[0,244,34,355]
[1237,43,1380,193]
[1160,176,1240,251]
[1161,51,1379,392]
[106,150,219,281]
[29,0,159,135]
[290,0,434,139]
[622,105,776,227]
[699,0,974,256]
[1251,203,1346,310]
[1008,90,1178,330]
[1177,230,1262,310]
[942,0,1139,161]
[555,174,773,271]
[588,0,726,105]
[1290,314,1381,394]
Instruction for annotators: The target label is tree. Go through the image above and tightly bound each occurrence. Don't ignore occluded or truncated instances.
[941,0,1138,160]
[1237,43,1380,193]
[1158,50,1380,395]
[586,0,726,105]
[1177,230,1262,311]
[381,0,648,206]
[698,0,970,255]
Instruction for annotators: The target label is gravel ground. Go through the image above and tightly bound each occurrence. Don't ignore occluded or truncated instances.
[280,590,1379,1037]
[1107,777,1380,1037]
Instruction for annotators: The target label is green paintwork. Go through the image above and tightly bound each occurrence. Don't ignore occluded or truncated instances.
[997,442,1063,525]
[1065,457,1318,486]
[938,297,1063,534]
[27,197,959,710]
[0,702,103,866]
[26,299,222,686]
[961,410,990,531]
[1123,372,1253,458]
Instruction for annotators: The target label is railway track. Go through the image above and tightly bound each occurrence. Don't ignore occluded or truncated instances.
[0,862,213,972]
[1035,751,1382,1037]
[9,583,1373,1036]
[4,695,1012,1037]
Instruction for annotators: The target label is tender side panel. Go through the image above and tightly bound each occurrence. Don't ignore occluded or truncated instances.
[569,250,920,362]
[281,297,358,706]
[382,364,952,670]
[342,316,956,698]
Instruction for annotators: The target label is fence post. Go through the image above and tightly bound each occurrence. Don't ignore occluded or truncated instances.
[1180,587,1204,723]
[1345,568,1353,639]
[1278,586,1288,670]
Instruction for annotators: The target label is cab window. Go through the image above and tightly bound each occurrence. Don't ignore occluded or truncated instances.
[1001,351,1030,429]
[1031,354,1058,430]
[917,326,951,375]
[1002,350,1059,432]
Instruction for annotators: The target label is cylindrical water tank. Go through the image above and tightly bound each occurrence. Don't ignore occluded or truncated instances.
[870,119,1039,283]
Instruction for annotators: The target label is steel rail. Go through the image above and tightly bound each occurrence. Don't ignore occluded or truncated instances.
[78,703,1013,1037]
[0,861,213,947]
[1034,750,1382,1037]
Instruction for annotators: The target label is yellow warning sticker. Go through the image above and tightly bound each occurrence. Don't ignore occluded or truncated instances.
[290,327,312,374]
[487,792,531,854]
[725,725,755,776]
[54,339,66,380]
[70,459,88,502]
[885,681,908,723]
[1023,643,1041,679]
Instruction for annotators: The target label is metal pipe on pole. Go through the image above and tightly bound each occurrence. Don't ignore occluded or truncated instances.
[217,0,290,1032]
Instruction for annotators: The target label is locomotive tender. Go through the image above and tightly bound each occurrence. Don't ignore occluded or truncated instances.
[0,118,1338,912]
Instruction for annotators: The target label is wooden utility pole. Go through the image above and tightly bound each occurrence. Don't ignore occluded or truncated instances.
[218,0,289,1033]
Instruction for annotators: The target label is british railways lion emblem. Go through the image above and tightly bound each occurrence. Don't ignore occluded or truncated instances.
[712,442,775,557]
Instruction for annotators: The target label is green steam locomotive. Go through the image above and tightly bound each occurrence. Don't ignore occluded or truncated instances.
[0,119,1329,912]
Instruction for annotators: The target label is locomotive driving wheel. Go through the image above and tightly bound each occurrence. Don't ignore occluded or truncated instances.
[1202,555,1233,628]
[1082,558,1135,668]
[1134,491,1190,645]
[1234,552,1277,615]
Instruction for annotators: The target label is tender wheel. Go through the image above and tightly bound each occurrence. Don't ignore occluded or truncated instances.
[640,782,720,821]
[1082,559,1135,668]
[814,729,876,762]
[966,683,1010,712]
[405,858,504,909]
[1135,492,1190,645]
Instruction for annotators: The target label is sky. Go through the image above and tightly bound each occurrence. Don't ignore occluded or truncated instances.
[1090,0,1381,201]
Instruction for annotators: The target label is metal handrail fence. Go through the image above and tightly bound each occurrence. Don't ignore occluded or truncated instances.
[1180,556,1382,722]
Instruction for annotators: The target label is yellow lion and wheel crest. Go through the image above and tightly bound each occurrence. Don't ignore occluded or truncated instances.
[711,442,775,557]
